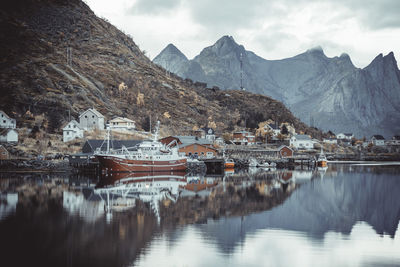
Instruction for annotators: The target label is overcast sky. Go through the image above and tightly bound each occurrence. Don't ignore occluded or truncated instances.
[85,0,400,68]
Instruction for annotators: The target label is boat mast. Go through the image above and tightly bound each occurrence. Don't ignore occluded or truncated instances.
[153,121,160,142]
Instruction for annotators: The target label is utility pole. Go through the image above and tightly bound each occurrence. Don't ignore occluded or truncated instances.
[68,109,70,121]
[66,47,72,66]
[240,52,244,91]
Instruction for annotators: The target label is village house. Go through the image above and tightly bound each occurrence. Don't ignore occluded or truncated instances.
[193,127,216,141]
[178,143,218,159]
[290,134,314,150]
[159,136,212,147]
[63,120,84,142]
[109,117,136,131]
[0,128,18,143]
[0,145,9,160]
[0,110,16,129]
[337,133,354,140]
[323,138,338,144]
[264,123,281,136]
[386,135,400,146]
[79,108,105,130]
[371,135,385,146]
[233,131,255,145]
[215,137,225,146]
[276,145,293,158]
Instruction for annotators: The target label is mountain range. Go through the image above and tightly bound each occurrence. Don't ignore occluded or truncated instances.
[154,36,400,138]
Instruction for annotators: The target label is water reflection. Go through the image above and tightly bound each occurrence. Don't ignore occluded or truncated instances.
[0,164,399,267]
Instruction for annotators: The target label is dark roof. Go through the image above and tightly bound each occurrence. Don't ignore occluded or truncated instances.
[82,139,142,153]
[393,135,400,140]
[174,136,212,145]
[268,123,280,130]
[372,135,385,140]
[200,127,215,134]
[344,133,353,136]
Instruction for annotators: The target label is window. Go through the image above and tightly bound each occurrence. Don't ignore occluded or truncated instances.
[92,115,94,118]
[201,152,204,155]
[85,115,87,118]
[3,120,5,123]
[67,132,70,135]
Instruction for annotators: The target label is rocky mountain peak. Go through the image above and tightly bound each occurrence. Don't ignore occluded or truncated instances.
[162,43,187,59]
[208,35,244,57]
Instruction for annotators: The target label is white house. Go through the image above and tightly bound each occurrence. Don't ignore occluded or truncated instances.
[290,134,314,150]
[109,117,136,131]
[337,133,353,140]
[0,110,16,129]
[63,120,84,142]
[323,138,337,144]
[371,135,385,146]
[200,127,216,141]
[79,108,105,130]
[264,123,281,136]
[0,128,18,143]
[386,136,400,146]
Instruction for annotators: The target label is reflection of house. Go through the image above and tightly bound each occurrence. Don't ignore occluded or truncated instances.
[0,128,18,143]
[82,139,142,154]
[371,135,385,146]
[0,110,16,129]
[233,131,255,145]
[79,108,105,130]
[179,143,217,158]
[337,133,353,140]
[63,120,84,142]
[0,145,9,159]
[109,117,135,131]
[290,135,313,150]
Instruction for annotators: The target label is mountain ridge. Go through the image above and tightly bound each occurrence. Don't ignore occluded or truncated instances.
[154,36,400,137]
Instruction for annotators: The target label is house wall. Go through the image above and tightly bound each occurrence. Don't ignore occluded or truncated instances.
[0,111,16,129]
[0,130,18,142]
[279,147,293,157]
[372,139,385,146]
[179,144,217,158]
[63,129,83,142]
[80,110,104,130]
[290,138,313,150]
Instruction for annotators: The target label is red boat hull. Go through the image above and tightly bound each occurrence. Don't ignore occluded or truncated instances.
[97,155,187,172]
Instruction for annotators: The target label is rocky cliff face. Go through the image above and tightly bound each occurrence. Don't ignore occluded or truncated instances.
[0,0,319,137]
[154,36,400,137]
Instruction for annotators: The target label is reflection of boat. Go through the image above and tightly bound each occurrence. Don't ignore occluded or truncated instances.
[95,121,187,172]
[317,148,328,167]
[224,158,235,168]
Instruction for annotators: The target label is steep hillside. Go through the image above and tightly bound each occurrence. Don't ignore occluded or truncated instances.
[0,0,319,138]
[154,36,400,137]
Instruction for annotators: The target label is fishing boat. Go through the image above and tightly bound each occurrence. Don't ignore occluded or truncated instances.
[95,121,187,172]
[316,147,328,167]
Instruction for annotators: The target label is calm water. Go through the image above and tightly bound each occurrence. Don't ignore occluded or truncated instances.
[0,163,399,267]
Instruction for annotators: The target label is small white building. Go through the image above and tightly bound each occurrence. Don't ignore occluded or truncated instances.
[0,128,18,143]
[200,127,216,141]
[371,135,385,146]
[337,133,353,140]
[63,120,84,142]
[109,117,136,131]
[264,123,281,136]
[290,134,314,150]
[386,136,400,146]
[79,108,105,130]
[0,110,16,129]
[323,138,337,144]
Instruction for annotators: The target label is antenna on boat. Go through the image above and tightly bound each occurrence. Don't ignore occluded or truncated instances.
[153,121,160,141]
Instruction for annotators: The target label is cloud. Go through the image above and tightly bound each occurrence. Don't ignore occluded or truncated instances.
[128,0,182,15]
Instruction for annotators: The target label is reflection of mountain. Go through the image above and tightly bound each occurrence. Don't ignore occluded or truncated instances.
[196,171,400,253]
